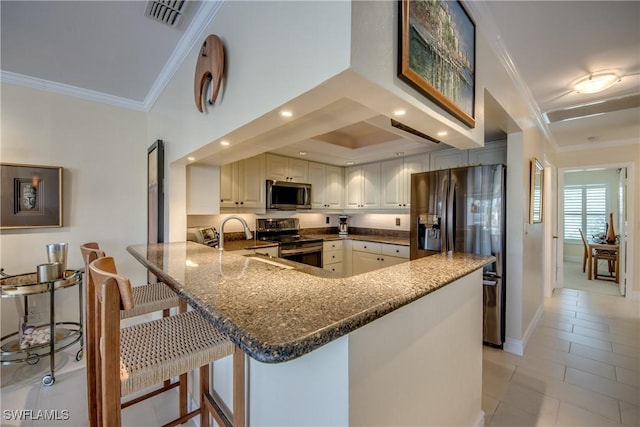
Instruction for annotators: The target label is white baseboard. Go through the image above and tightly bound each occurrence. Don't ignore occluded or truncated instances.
[628,291,640,301]
[473,410,486,427]
[504,303,544,357]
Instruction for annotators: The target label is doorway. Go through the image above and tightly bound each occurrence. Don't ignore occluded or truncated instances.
[557,166,629,297]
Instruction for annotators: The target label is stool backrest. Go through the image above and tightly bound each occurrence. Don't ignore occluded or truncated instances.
[89,257,134,311]
[81,242,105,288]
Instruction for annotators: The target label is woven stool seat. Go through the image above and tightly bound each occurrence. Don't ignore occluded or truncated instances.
[122,283,181,319]
[119,310,234,396]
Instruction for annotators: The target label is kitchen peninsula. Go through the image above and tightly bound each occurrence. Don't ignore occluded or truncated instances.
[128,241,493,426]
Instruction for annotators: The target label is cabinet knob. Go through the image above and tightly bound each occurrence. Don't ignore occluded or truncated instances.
[376,257,380,261]
[240,201,244,205]
[364,245,367,248]
[396,249,399,253]
[398,204,402,206]
[381,258,384,261]
[235,202,239,205]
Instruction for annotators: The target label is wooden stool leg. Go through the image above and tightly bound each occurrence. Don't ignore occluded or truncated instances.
[233,346,246,427]
[200,365,210,427]
[179,373,188,417]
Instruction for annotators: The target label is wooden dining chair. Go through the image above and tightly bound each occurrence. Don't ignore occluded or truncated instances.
[578,229,615,278]
[81,243,185,427]
[578,228,589,273]
[594,250,618,282]
[89,256,245,427]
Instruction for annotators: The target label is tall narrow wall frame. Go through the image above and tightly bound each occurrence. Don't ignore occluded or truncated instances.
[147,140,164,283]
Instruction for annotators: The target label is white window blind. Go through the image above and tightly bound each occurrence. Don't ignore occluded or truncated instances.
[564,184,607,241]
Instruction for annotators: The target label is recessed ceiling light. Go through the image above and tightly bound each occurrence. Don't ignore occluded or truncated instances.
[298,151,308,156]
[574,73,621,94]
[220,140,230,146]
[187,156,195,161]
[393,109,406,116]
[346,161,355,165]
[280,110,293,117]
[437,131,448,137]
[395,152,404,156]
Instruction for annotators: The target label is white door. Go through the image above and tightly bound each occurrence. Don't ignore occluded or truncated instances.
[618,168,627,296]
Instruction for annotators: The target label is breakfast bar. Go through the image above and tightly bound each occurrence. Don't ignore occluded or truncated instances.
[127,241,494,426]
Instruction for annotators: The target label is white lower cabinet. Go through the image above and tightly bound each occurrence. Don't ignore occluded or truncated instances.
[350,240,409,276]
[323,240,344,276]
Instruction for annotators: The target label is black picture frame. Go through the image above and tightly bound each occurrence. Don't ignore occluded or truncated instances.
[148,140,164,245]
[0,163,63,229]
[147,140,164,284]
[398,0,476,128]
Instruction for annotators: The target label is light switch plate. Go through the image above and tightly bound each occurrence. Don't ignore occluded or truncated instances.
[395,218,401,226]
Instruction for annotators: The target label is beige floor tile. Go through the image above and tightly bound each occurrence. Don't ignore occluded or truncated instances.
[516,357,567,382]
[565,367,639,405]
[527,344,617,381]
[556,401,622,426]
[570,342,639,371]
[483,393,500,421]
[616,366,640,387]
[536,325,613,351]
[511,370,621,422]
[495,381,559,425]
[528,333,572,353]
[542,318,574,333]
[488,401,544,427]
[610,324,640,339]
[620,401,639,427]
[483,359,517,400]
[612,342,640,358]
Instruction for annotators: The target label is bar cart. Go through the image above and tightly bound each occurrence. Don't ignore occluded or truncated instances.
[0,269,83,386]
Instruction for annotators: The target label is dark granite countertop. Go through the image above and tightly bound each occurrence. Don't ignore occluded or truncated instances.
[127,241,493,363]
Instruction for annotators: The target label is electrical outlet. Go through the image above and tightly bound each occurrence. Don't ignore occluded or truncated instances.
[326,216,330,224]
[396,218,401,226]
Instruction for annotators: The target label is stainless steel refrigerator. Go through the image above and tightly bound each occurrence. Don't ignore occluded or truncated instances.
[410,164,506,347]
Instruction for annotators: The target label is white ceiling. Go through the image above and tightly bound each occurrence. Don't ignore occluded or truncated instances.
[1,1,638,163]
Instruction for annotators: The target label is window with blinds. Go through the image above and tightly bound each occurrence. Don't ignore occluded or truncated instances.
[564,184,608,241]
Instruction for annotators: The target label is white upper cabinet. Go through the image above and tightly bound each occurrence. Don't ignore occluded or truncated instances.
[220,154,265,210]
[187,164,220,215]
[429,148,469,171]
[345,163,380,209]
[380,155,424,209]
[266,154,309,182]
[468,140,507,166]
[308,162,344,209]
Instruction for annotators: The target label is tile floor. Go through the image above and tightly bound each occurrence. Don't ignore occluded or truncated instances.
[483,262,639,426]
[1,261,638,426]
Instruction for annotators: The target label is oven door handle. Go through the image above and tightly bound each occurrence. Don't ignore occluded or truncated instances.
[280,246,322,256]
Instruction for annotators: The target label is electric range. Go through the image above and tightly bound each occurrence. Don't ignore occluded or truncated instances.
[255,218,323,267]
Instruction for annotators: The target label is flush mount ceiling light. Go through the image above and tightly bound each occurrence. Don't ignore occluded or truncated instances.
[393,109,406,116]
[280,110,293,117]
[298,151,308,156]
[220,140,230,146]
[573,73,621,94]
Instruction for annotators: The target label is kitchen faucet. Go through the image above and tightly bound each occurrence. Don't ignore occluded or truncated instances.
[218,216,253,250]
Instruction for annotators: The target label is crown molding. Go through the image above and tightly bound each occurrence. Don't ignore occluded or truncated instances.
[464,1,557,151]
[143,0,225,111]
[1,0,225,113]
[0,70,147,111]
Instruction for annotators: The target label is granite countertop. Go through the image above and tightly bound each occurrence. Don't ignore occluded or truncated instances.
[220,239,277,252]
[127,241,493,364]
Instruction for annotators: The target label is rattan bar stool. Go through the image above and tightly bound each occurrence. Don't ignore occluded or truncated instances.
[89,256,246,427]
[81,243,184,426]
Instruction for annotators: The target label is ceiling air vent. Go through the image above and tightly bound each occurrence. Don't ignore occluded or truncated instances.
[544,94,640,123]
[145,0,187,27]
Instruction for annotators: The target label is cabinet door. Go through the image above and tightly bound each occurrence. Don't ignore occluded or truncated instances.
[265,154,289,181]
[325,165,344,209]
[361,162,380,208]
[220,162,239,208]
[403,155,424,207]
[187,164,220,214]
[380,158,404,208]
[468,141,506,166]
[239,155,265,208]
[430,149,469,171]
[344,166,362,208]
[288,158,309,182]
[380,255,407,268]
[308,162,327,209]
[352,251,380,275]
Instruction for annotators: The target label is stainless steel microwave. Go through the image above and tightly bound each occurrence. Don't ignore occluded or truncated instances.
[266,180,312,210]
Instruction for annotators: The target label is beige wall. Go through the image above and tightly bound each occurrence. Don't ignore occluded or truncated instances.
[557,143,640,294]
[0,83,149,335]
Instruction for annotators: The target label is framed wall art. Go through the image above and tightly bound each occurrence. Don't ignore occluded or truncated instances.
[398,0,476,128]
[530,157,544,224]
[147,140,164,283]
[0,163,63,229]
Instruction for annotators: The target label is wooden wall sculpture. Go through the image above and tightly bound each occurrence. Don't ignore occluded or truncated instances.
[194,34,225,113]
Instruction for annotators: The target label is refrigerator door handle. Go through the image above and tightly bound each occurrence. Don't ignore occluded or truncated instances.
[446,175,456,252]
[441,172,449,253]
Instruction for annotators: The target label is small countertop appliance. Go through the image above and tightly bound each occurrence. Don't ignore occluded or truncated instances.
[338,215,349,236]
